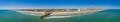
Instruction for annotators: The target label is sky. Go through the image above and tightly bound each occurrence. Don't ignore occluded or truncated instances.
[0,0,120,9]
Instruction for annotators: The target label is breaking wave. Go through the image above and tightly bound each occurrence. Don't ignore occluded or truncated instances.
[44,16,72,19]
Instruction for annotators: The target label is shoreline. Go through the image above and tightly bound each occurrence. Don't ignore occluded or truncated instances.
[13,8,104,16]
[14,10,103,16]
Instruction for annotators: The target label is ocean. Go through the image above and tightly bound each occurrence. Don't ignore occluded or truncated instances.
[0,9,120,22]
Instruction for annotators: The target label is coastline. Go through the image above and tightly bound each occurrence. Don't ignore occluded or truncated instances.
[14,9,103,16]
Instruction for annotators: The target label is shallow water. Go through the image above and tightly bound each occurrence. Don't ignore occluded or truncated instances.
[0,9,120,22]
[0,10,40,22]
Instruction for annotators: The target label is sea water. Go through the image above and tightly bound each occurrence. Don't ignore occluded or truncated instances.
[0,9,120,22]
[0,10,40,22]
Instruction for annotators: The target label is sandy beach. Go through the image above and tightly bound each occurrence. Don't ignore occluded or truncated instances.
[14,8,103,16]
[16,10,101,16]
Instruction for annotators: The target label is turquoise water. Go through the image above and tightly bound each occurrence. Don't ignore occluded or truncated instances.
[0,10,40,22]
[0,9,120,22]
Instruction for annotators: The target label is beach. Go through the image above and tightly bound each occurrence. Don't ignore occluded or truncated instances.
[15,9,101,16]
[13,8,103,16]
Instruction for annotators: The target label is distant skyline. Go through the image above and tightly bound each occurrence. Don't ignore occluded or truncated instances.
[0,0,120,9]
